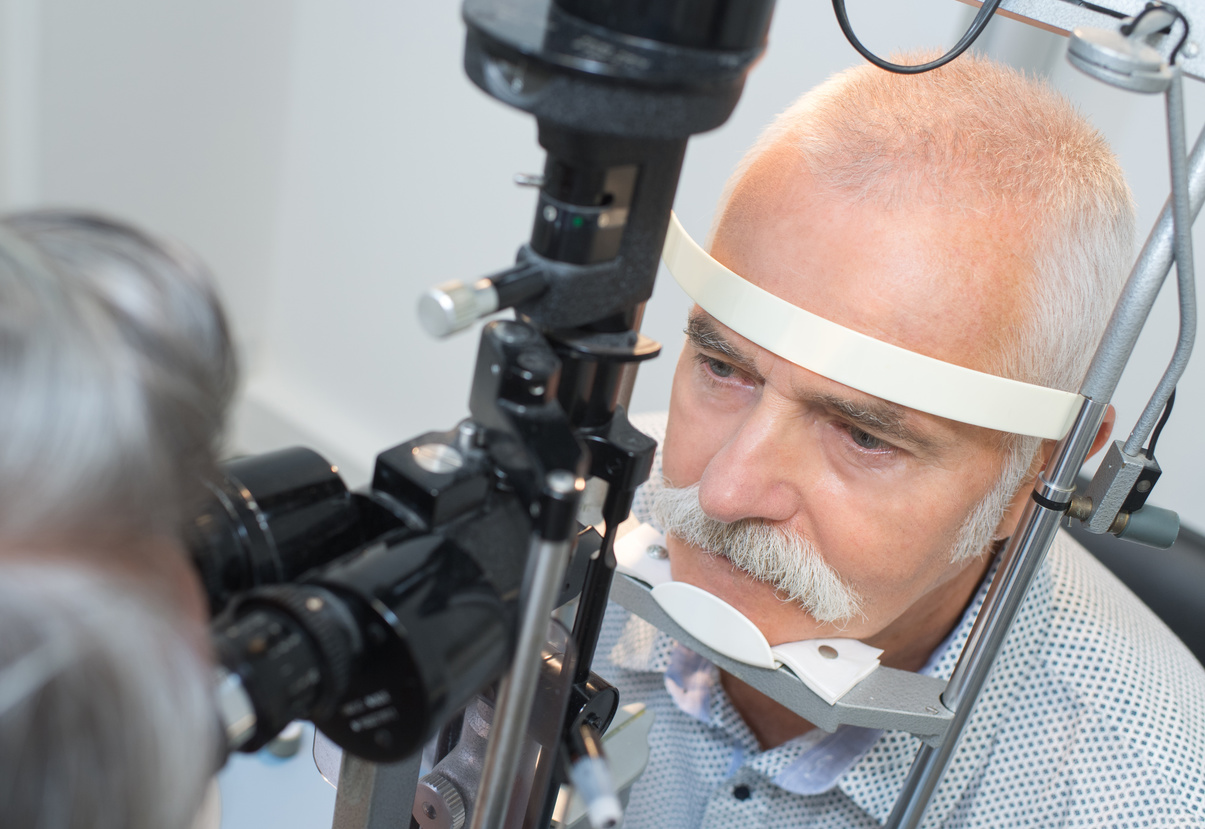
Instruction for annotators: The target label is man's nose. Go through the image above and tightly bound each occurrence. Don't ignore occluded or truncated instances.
[696,400,805,525]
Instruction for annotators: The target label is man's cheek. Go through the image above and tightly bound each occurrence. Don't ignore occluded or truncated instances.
[664,380,714,485]
[820,507,950,597]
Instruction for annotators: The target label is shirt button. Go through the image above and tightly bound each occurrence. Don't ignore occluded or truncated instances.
[733,784,752,801]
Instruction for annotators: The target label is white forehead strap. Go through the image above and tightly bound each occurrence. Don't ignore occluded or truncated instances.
[661,212,1081,440]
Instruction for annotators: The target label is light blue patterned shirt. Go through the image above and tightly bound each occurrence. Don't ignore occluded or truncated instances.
[593,413,1205,828]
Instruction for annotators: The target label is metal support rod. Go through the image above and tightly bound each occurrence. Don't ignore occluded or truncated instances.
[1125,66,1197,454]
[331,753,423,829]
[470,473,581,829]
[946,399,1109,707]
[1081,102,1205,403]
[885,398,1108,829]
[886,506,1065,829]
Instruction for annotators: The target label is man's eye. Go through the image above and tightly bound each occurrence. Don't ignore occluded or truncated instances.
[848,426,889,452]
[704,356,736,378]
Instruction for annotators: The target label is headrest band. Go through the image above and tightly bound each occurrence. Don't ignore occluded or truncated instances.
[661,212,1080,439]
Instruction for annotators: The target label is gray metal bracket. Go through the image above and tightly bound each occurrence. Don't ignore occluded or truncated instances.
[331,753,422,829]
[999,0,1205,79]
[609,574,953,746]
[1083,440,1151,532]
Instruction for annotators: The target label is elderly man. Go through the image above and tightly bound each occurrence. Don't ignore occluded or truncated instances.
[597,54,1205,827]
[0,210,237,828]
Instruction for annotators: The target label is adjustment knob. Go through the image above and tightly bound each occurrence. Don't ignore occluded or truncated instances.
[419,278,499,337]
[413,771,467,829]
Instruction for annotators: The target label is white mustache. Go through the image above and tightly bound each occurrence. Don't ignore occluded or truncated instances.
[650,482,863,626]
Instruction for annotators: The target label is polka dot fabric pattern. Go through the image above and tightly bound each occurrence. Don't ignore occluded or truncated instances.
[596,412,1205,828]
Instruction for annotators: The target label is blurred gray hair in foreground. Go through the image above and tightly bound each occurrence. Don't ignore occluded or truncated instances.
[0,211,237,538]
[0,565,216,829]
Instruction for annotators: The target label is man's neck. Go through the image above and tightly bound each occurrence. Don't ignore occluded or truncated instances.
[721,551,994,750]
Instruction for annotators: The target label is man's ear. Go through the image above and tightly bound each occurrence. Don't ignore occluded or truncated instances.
[991,405,1116,542]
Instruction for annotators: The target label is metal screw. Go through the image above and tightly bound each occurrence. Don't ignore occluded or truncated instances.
[646,544,668,560]
[542,205,558,222]
[818,645,839,660]
[305,597,324,612]
[1137,479,1153,493]
[546,470,580,495]
[423,803,438,820]
[925,706,941,715]
[513,173,544,188]
[412,443,465,475]
[1185,41,1200,58]
[457,420,482,453]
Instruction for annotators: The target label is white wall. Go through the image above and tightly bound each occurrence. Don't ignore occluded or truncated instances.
[236,0,549,479]
[3,5,1204,823]
[30,0,298,362]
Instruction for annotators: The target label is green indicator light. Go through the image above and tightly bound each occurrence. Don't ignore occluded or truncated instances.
[571,215,584,229]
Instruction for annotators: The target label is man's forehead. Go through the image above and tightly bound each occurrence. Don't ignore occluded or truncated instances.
[662,212,1082,440]
[714,182,1020,369]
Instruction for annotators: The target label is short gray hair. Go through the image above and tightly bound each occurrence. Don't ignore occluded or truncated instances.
[0,564,217,829]
[0,210,237,539]
[715,54,1136,561]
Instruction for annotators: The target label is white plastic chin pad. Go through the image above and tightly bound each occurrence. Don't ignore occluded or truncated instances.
[653,581,777,668]
[772,639,883,705]
[662,212,1082,440]
[615,523,884,705]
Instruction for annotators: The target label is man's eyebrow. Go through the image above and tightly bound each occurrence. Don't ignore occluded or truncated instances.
[686,313,945,453]
[809,392,942,453]
[685,314,760,375]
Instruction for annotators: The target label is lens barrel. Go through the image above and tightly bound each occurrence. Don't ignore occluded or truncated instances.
[214,508,523,761]
[188,447,365,615]
[213,583,358,753]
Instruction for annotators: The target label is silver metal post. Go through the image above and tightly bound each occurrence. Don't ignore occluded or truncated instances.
[944,400,1108,705]
[1125,67,1197,454]
[1081,96,1205,403]
[331,753,423,829]
[885,397,1107,829]
[470,471,581,829]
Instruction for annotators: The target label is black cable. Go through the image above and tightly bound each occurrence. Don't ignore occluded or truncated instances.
[1146,388,1176,459]
[1071,0,1128,20]
[1122,2,1190,62]
[831,0,1006,75]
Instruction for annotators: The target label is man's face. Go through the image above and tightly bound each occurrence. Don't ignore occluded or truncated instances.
[660,161,1033,654]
